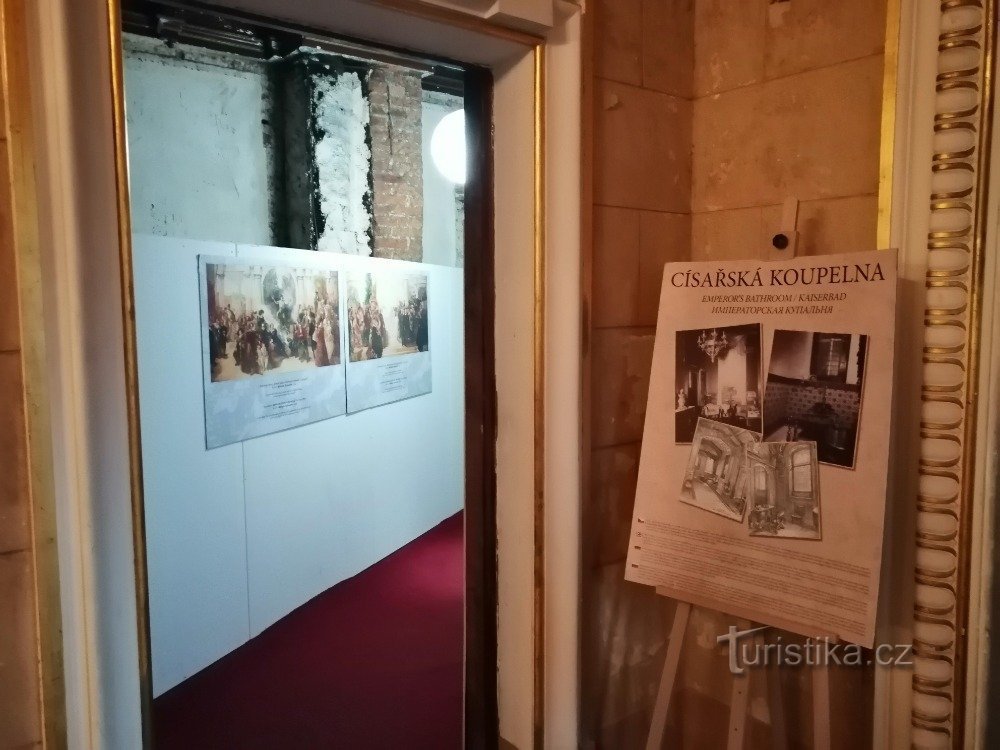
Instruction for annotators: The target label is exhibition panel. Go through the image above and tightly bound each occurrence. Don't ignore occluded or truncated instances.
[133,236,465,694]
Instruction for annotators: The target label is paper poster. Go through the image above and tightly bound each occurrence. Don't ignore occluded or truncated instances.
[199,254,347,448]
[625,249,897,647]
[345,262,432,413]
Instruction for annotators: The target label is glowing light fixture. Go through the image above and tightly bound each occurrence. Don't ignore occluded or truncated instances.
[430,109,466,184]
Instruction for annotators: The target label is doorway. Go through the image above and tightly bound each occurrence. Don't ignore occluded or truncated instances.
[119,2,496,746]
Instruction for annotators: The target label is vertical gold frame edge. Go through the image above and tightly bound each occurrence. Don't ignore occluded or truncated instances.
[909,0,997,746]
[104,0,155,746]
[878,0,902,249]
[104,0,547,747]
[1,0,68,745]
[532,41,546,750]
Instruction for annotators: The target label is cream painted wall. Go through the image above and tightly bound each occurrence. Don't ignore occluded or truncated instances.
[542,6,582,748]
[491,50,537,750]
[873,1,934,745]
[419,0,555,32]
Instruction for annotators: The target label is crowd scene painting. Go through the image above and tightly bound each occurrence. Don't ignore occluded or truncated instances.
[346,270,429,363]
[205,262,341,382]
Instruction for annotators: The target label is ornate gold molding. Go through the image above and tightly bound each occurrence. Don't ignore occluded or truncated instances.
[912,0,995,746]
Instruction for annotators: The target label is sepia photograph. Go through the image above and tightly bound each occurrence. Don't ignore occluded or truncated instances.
[675,323,763,443]
[679,418,761,522]
[204,262,341,383]
[346,270,429,363]
[745,442,822,540]
[763,329,868,469]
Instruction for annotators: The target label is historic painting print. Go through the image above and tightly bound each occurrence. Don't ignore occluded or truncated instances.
[345,270,429,363]
[344,263,432,414]
[199,254,346,449]
[205,262,341,381]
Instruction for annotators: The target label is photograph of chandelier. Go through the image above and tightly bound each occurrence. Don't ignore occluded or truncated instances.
[675,323,763,443]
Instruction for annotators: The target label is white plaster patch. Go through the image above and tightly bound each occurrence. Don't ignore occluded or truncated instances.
[312,72,373,255]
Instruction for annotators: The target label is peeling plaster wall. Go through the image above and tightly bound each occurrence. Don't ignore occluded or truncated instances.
[313,71,373,254]
[123,35,278,245]
[124,37,439,264]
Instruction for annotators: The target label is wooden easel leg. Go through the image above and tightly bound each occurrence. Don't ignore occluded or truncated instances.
[765,631,788,750]
[644,601,691,750]
[727,671,751,750]
[726,621,756,750]
[812,661,831,750]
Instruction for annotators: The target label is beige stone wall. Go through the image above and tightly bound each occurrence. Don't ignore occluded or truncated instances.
[0,16,44,746]
[691,0,885,262]
[585,0,693,744]
[584,0,886,746]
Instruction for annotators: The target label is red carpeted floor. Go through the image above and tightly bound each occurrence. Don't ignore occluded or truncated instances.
[153,512,464,749]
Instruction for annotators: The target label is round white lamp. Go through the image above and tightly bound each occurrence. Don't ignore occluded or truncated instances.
[430,109,466,184]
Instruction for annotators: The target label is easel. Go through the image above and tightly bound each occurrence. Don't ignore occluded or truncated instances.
[645,200,832,749]
[643,600,831,750]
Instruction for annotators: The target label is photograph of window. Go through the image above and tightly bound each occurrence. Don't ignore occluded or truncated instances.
[746,442,822,540]
[679,418,761,522]
[762,329,868,469]
[674,323,763,444]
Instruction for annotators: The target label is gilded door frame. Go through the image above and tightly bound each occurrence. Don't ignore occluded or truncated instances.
[101,0,548,746]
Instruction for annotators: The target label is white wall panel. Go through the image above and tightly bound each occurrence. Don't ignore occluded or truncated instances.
[240,248,464,634]
[422,99,462,268]
[132,236,251,696]
[133,235,464,693]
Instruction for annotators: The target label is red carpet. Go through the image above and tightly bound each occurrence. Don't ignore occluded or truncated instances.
[153,512,464,749]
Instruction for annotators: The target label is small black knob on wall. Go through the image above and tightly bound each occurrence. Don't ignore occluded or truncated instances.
[772,233,790,250]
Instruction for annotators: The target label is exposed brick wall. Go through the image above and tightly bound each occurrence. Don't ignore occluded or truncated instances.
[368,65,424,261]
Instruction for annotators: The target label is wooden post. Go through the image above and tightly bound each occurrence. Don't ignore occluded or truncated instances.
[812,660,831,750]
[644,601,691,750]
[726,621,756,750]
[765,629,788,750]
